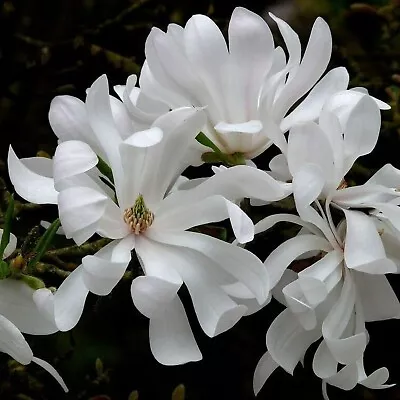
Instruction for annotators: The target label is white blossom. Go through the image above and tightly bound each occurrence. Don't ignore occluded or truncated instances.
[0,230,67,392]
[8,75,287,365]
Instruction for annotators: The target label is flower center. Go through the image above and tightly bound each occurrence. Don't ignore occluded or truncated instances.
[123,194,154,235]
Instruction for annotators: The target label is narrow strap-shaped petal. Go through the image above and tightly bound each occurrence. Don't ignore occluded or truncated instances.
[273,17,332,120]
[0,279,58,335]
[53,140,98,188]
[149,296,202,365]
[353,272,400,322]
[146,229,269,304]
[253,351,279,395]
[53,266,89,331]
[32,357,68,392]
[0,230,17,259]
[153,195,254,244]
[267,309,321,374]
[264,234,332,288]
[344,209,397,274]
[281,67,349,132]
[322,272,367,365]
[131,275,201,365]
[158,165,289,217]
[8,147,58,204]
[0,315,33,365]
[82,235,135,296]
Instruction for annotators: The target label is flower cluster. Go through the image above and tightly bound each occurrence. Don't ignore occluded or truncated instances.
[5,6,400,398]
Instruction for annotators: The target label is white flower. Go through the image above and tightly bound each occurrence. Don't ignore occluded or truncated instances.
[8,75,286,365]
[136,7,353,160]
[252,205,399,396]
[251,92,400,394]
[0,229,67,392]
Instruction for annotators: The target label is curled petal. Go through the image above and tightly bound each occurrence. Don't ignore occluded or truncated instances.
[8,147,57,204]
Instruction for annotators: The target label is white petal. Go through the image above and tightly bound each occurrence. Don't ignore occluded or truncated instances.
[153,195,254,244]
[123,126,163,147]
[313,340,338,379]
[227,7,274,121]
[166,245,247,337]
[267,309,321,374]
[146,230,269,304]
[86,75,124,188]
[287,121,334,185]
[344,210,397,274]
[360,367,394,389]
[273,17,332,120]
[292,164,338,246]
[0,279,57,335]
[137,236,247,336]
[159,165,289,216]
[49,95,93,143]
[281,67,349,132]
[53,140,98,187]
[269,13,301,73]
[253,351,279,395]
[264,234,332,288]
[353,273,400,321]
[343,95,381,171]
[298,250,343,306]
[32,357,68,392]
[367,163,400,188]
[131,275,181,319]
[82,235,135,295]
[54,266,89,331]
[118,107,206,209]
[255,213,321,236]
[32,288,57,326]
[282,280,317,330]
[0,315,32,364]
[214,120,262,134]
[144,29,199,106]
[58,186,108,244]
[8,147,58,204]
[149,296,202,365]
[325,363,359,390]
[322,272,367,365]
[184,14,229,121]
[110,95,134,139]
[0,230,17,259]
[271,269,298,306]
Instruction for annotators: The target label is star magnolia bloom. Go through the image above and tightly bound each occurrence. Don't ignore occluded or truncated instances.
[124,7,347,161]
[0,230,67,392]
[263,92,393,209]
[252,207,400,397]
[8,75,287,365]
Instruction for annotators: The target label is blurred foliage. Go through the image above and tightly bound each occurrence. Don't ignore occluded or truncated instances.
[1,0,400,399]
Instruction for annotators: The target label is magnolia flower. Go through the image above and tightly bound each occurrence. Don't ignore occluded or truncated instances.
[0,230,67,392]
[252,205,400,396]
[8,75,287,365]
[263,92,392,206]
[129,7,349,161]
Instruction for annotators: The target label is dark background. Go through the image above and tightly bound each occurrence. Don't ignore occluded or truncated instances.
[0,0,400,399]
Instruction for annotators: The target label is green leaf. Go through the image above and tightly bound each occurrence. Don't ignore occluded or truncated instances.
[27,219,61,270]
[201,151,225,164]
[0,260,10,279]
[19,275,45,290]
[196,132,222,154]
[97,156,114,183]
[0,194,15,260]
